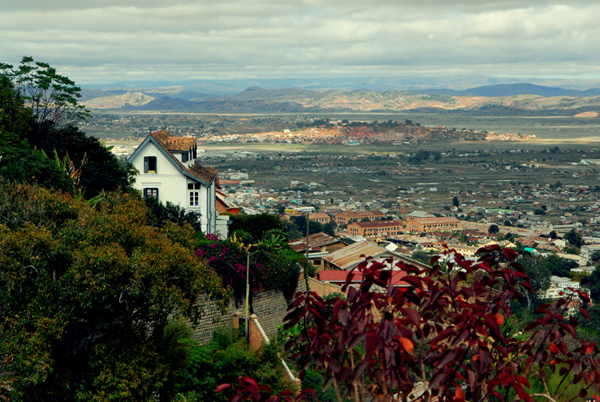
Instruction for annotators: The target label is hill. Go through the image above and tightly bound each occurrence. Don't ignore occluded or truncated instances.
[81,83,600,115]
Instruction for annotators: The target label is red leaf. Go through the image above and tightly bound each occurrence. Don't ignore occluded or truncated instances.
[455,386,466,402]
[215,383,231,393]
[580,307,590,321]
[400,336,415,355]
[467,369,476,389]
[401,307,421,327]
[550,342,558,354]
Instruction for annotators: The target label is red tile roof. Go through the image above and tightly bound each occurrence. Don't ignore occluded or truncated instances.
[149,130,217,184]
[318,269,409,287]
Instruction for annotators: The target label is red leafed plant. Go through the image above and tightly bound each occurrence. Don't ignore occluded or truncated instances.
[216,376,316,402]
[226,245,600,401]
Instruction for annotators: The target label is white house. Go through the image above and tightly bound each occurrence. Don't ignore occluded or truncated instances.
[128,130,220,235]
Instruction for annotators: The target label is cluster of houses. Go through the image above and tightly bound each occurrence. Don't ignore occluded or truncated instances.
[126,130,597,310]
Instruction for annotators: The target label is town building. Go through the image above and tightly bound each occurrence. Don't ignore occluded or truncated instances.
[288,232,349,269]
[308,212,332,224]
[335,210,385,226]
[347,220,403,239]
[405,216,460,233]
[322,240,429,272]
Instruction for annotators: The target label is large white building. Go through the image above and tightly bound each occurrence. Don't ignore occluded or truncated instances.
[128,130,221,235]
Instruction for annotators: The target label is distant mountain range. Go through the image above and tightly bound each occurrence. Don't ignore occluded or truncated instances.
[413,83,600,98]
[81,82,600,116]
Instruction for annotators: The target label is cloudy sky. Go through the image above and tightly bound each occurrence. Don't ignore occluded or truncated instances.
[2,0,599,85]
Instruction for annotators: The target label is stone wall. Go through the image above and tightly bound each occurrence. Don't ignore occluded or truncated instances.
[191,277,308,345]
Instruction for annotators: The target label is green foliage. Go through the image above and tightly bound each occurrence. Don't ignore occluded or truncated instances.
[0,74,31,137]
[591,250,600,264]
[196,234,300,302]
[0,147,74,192]
[230,229,255,245]
[565,228,583,248]
[582,267,600,302]
[411,250,434,265]
[0,59,134,198]
[0,56,90,127]
[488,224,499,234]
[0,181,227,401]
[146,197,203,233]
[228,213,286,243]
[518,254,552,295]
[302,370,337,402]
[542,254,578,277]
[175,327,288,402]
[289,215,325,237]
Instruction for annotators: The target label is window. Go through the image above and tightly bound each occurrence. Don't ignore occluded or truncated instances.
[144,156,157,173]
[182,152,189,163]
[143,188,159,199]
[188,183,200,206]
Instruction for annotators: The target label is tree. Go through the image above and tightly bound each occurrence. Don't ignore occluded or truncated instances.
[591,250,600,264]
[0,180,227,400]
[518,254,551,306]
[0,59,133,198]
[565,229,584,248]
[0,56,90,127]
[488,224,499,234]
[452,196,459,208]
[226,246,600,402]
[228,213,287,243]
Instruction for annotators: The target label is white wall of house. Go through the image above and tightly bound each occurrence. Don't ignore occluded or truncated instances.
[130,141,216,234]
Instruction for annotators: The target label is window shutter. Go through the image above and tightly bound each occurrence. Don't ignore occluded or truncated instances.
[144,157,149,173]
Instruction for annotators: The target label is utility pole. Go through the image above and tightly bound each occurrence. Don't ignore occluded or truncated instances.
[305,212,310,265]
[245,250,250,343]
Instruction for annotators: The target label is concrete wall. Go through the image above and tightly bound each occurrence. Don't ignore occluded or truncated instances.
[307,276,343,299]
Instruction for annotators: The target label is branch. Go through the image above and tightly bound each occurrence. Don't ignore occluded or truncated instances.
[529,394,558,402]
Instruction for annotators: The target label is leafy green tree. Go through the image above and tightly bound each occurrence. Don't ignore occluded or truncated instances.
[565,229,584,248]
[228,213,286,243]
[0,59,133,198]
[488,224,499,234]
[0,56,89,127]
[452,196,459,208]
[290,215,324,237]
[145,197,203,233]
[543,254,579,277]
[591,250,600,264]
[0,74,31,139]
[582,267,600,302]
[0,181,227,401]
[0,146,74,192]
[518,255,551,297]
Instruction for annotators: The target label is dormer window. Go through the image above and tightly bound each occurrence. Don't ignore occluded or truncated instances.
[144,156,157,173]
[182,152,189,163]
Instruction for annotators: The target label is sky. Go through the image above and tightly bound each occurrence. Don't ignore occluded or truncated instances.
[2,0,600,85]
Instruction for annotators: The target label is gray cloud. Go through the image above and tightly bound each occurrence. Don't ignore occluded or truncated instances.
[1,0,599,84]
